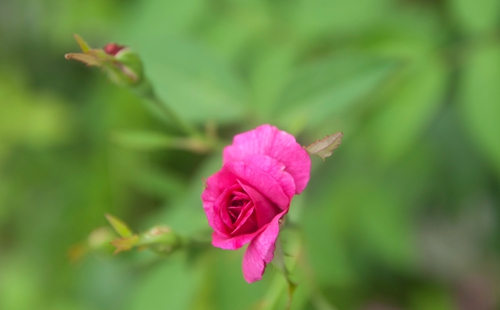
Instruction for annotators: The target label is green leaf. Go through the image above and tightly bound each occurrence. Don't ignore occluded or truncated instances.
[366,56,448,162]
[145,154,223,235]
[131,166,186,200]
[303,165,417,287]
[292,0,392,36]
[72,33,91,53]
[448,0,500,34]
[127,256,202,310]
[112,131,210,153]
[0,73,72,147]
[359,10,445,61]
[117,32,247,123]
[204,251,268,310]
[410,287,455,310]
[105,213,134,238]
[250,46,296,119]
[0,257,43,310]
[275,54,397,132]
[459,42,500,175]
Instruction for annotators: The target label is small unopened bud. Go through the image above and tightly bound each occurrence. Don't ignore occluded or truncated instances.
[304,132,343,161]
[109,48,144,87]
[103,43,126,56]
[88,226,115,249]
[65,34,146,88]
[68,226,116,262]
[139,226,181,255]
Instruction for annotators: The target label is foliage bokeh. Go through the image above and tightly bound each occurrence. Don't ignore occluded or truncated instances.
[1,0,499,309]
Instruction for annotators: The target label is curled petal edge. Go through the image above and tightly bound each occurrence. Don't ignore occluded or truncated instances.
[242,209,287,283]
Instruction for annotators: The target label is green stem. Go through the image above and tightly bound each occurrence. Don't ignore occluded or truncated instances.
[146,93,200,138]
[133,79,201,138]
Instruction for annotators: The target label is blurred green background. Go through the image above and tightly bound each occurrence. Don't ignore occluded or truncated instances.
[1,0,499,309]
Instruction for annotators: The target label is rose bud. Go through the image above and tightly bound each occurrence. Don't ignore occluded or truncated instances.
[65,34,145,88]
[103,43,125,56]
[201,125,311,283]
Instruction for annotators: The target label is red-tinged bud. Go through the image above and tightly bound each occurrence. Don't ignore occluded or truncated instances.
[65,34,147,89]
[103,43,126,56]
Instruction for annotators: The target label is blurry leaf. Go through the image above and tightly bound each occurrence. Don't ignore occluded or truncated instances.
[0,74,72,147]
[448,0,500,34]
[147,154,223,235]
[119,0,204,39]
[293,0,392,36]
[105,213,134,238]
[359,8,445,61]
[275,54,397,132]
[49,299,94,310]
[367,56,448,162]
[410,287,455,310]
[131,166,186,200]
[73,33,91,53]
[200,251,269,310]
[147,36,247,123]
[305,132,343,161]
[302,214,357,287]
[355,182,416,268]
[459,42,500,175]
[3,1,120,47]
[127,256,202,310]
[418,201,495,279]
[112,131,210,153]
[0,256,43,310]
[250,47,296,119]
[303,166,416,286]
[199,2,272,60]
[76,259,133,309]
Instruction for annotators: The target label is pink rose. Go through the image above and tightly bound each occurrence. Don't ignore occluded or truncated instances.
[201,125,311,283]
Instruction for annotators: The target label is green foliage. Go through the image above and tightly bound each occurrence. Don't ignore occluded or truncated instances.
[1,0,499,309]
[459,42,500,174]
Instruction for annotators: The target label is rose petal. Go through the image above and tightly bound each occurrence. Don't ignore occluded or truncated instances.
[202,161,291,244]
[239,182,279,227]
[224,161,290,209]
[212,229,261,250]
[203,161,290,214]
[242,209,287,283]
[223,125,311,194]
[231,203,257,235]
[241,154,296,199]
[202,172,236,233]
[216,185,242,231]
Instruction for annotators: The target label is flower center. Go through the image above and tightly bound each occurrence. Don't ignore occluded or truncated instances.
[228,193,249,223]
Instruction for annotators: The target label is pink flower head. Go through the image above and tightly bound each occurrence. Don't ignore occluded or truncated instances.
[201,125,311,283]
